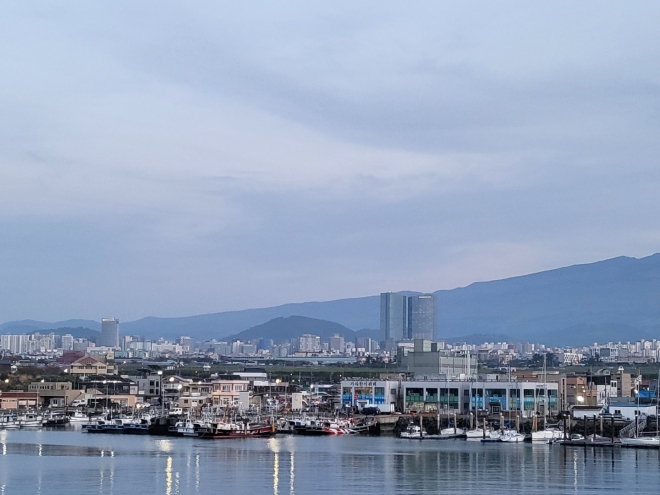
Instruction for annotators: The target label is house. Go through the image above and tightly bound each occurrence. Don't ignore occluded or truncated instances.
[69,355,116,377]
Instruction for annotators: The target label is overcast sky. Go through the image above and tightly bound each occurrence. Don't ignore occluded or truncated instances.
[1,1,659,322]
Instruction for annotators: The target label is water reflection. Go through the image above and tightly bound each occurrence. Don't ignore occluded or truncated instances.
[0,433,659,494]
[273,452,279,495]
[289,452,295,495]
[166,456,173,495]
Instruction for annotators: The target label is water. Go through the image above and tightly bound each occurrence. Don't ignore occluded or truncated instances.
[1,429,659,494]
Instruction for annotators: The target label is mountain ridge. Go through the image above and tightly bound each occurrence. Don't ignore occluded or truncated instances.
[3,253,660,346]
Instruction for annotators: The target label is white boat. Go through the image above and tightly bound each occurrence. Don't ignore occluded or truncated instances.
[440,426,466,437]
[621,436,660,447]
[400,424,427,439]
[499,430,525,443]
[18,413,44,428]
[466,428,500,440]
[0,414,19,429]
[69,410,93,423]
[531,426,563,442]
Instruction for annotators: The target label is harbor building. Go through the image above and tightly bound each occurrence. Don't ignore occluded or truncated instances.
[407,294,435,340]
[398,340,477,379]
[340,379,400,411]
[380,292,406,341]
[340,376,559,417]
[100,318,120,348]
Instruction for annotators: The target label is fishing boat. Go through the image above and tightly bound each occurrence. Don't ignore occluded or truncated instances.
[44,412,70,427]
[69,410,93,423]
[293,418,351,435]
[174,418,207,437]
[400,424,427,439]
[199,421,275,439]
[17,413,44,428]
[0,414,19,429]
[123,417,151,434]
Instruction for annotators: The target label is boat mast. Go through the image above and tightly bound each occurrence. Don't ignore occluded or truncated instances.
[543,353,548,428]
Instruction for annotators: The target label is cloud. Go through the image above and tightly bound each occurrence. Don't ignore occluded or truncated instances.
[1,1,659,321]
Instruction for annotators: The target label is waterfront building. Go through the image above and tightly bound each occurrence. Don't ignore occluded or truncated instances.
[398,340,477,379]
[407,294,435,340]
[27,381,85,408]
[340,376,560,417]
[0,391,39,410]
[380,292,406,341]
[176,377,251,410]
[607,399,657,421]
[100,318,120,348]
[340,379,400,411]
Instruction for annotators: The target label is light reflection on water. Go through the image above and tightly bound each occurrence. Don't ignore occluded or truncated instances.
[0,431,659,494]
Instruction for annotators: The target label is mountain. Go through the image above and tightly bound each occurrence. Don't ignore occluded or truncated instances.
[0,319,101,333]
[4,253,660,346]
[226,316,356,342]
[435,254,660,344]
[120,296,379,340]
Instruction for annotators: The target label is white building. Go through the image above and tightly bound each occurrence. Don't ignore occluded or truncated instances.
[298,334,321,353]
[341,377,560,417]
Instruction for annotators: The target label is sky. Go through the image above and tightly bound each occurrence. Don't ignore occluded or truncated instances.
[1,1,660,323]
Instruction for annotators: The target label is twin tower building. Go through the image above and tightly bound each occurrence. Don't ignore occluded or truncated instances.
[380,292,436,342]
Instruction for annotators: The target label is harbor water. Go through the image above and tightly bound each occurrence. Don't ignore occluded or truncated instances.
[1,429,659,494]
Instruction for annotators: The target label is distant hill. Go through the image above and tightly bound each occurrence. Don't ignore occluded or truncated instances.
[4,253,660,347]
[0,319,100,333]
[120,296,379,340]
[226,316,357,342]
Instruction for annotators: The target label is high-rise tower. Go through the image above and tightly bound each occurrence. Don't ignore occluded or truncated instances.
[380,292,407,341]
[100,318,119,348]
[407,294,436,340]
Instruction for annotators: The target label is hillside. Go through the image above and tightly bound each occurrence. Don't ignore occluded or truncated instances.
[4,253,660,346]
[120,296,379,340]
[227,316,356,342]
[435,254,660,344]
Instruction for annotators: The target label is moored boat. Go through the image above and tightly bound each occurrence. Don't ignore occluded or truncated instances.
[0,414,19,429]
[499,430,525,443]
[18,413,44,428]
[199,421,275,439]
